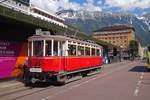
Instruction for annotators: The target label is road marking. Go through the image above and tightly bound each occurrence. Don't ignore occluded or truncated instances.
[140,75,143,79]
[134,88,139,96]
[41,62,133,100]
[141,72,144,76]
[137,80,142,86]
[133,72,145,96]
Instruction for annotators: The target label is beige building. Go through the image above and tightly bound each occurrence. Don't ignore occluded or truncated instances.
[93,25,135,50]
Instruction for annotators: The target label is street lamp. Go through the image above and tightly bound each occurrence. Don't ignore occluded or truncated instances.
[120,45,123,62]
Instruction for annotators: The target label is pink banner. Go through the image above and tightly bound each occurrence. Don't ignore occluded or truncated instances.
[0,41,27,79]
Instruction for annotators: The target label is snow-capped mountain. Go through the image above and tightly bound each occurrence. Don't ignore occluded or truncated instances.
[139,13,150,30]
[56,10,150,46]
[56,9,103,20]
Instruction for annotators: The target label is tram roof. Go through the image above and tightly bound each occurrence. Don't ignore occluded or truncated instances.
[28,35,101,47]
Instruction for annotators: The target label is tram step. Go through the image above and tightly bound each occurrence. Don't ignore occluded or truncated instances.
[87,70,101,76]
[66,76,82,83]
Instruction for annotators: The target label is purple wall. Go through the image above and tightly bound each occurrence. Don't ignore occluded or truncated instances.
[0,41,25,79]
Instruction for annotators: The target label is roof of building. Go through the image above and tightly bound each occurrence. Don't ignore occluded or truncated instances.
[93,25,135,32]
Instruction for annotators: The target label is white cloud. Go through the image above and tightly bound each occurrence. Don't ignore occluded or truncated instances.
[83,0,102,11]
[30,0,102,13]
[106,0,150,10]
[97,0,103,5]
[30,0,58,13]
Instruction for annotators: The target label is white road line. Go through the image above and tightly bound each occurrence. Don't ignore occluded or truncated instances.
[141,72,144,76]
[140,75,143,79]
[133,72,145,96]
[134,88,139,96]
[137,80,142,86]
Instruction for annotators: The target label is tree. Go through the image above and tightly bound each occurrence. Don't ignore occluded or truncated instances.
[129,40,138,60]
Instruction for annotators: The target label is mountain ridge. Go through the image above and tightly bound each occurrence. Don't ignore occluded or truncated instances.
[57,10,150,46]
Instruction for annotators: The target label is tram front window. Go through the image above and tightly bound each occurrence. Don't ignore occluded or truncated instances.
[46,40,51,56]
[33,41,43,56]
[54,41,58,56]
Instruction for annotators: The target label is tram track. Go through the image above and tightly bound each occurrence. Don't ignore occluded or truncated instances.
[10,86,55,100]
[0,86,32,97]
[1,83,55,100]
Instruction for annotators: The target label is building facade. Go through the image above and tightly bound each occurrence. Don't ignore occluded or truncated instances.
[30,5,67,28]
[0,0,30,14]
[93,25,135,50]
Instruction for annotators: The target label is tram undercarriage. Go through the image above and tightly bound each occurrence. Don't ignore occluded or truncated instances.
[24,66,102,85]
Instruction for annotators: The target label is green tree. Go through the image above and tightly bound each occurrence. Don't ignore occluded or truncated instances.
[129,40,138,60]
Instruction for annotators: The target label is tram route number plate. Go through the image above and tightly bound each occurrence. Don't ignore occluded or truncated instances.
[29,68,42,72]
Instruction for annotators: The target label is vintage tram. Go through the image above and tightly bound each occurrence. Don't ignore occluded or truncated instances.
[24,34,103,84]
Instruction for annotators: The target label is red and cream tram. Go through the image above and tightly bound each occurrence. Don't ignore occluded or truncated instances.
[24,34,103,84]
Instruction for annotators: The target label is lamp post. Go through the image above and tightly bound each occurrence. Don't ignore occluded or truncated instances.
[120,46,123,62]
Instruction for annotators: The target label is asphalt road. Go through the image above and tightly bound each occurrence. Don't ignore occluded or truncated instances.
[1,60,150,100]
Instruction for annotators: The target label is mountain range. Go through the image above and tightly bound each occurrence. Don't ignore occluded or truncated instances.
[57,10,150,46]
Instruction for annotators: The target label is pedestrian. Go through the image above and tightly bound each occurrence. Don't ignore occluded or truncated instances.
[147,46,150,70]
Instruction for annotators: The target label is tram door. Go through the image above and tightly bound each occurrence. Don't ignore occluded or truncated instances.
[54,40,66,71]
[61,40,67,71]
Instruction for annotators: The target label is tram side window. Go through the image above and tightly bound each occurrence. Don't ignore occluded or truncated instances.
[85,47,90,56]
[96,49,100,56]
[68,44,76,56]
[46,40,51,56]
[33,41,43,56]
[78,46,84,56]
[92,48,95,56]
[54,41,58,56]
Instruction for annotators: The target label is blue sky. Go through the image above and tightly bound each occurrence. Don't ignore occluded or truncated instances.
[31,0,150,16]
